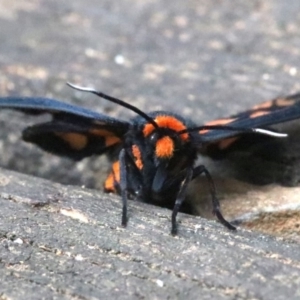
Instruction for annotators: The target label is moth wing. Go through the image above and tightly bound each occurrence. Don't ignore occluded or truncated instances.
[196,93,300,157]
[0,97,130,160]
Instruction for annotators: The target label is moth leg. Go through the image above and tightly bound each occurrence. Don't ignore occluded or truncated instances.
[119,149,128,227]
[171,168,193,235]
[192,165,236,230]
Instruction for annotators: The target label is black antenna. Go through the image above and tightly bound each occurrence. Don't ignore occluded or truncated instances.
[67,82,159,129]
[179,125,287,138]
[66,83,287,139]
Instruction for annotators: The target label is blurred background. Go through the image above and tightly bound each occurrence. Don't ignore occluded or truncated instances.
[0,0,300,238]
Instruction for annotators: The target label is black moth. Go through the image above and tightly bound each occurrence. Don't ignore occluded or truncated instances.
[1,83,297,234]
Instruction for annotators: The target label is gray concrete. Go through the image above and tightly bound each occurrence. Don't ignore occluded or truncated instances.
[1,1,300,298]
[1,168,300,299]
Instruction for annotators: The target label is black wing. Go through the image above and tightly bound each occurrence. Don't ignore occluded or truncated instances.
[197,93,300,156]
[0,97,129,160]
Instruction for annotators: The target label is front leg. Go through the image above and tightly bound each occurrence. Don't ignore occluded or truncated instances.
[119,149,128,227]
[192,165,236,230]
[119,148,144,227]
[171,168,193,235]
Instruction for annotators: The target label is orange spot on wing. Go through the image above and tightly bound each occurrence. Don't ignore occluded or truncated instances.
[200,118,236,134]
[56,133,88,150]
[252,98,295,110]
[217,137,239,150]
[155,136,174,158]
[252,100,273,110]
[143,116,189,141]
[89,129,121,147]
[104,161,120,193]
[275,98,295,107]
[249,111,270,118]
[132,145,143,169]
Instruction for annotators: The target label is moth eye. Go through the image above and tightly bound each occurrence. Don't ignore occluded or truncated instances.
[149,132,158,144]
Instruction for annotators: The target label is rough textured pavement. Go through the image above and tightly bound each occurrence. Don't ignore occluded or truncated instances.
[1,1,300,299]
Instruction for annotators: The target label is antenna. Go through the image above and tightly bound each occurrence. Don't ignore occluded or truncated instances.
[179,125,287,138]
[67,82,159,129]
[67,83,287,139]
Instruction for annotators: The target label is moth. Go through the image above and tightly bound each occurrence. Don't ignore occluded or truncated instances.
[0,83,295,234]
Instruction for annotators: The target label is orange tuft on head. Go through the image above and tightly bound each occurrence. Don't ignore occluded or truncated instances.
[143,115,189,141]
[155,136,174,158]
